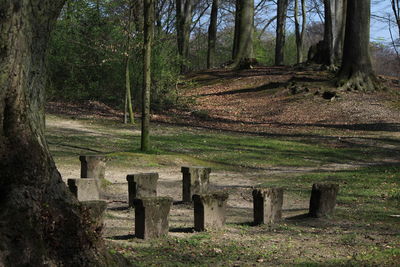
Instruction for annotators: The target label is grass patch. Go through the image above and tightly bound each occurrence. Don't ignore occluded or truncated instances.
[46,115,398,171]
[261,164,400,226]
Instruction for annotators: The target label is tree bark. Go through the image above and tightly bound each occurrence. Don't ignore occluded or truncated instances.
[207,0,219,69]
[337,0,381,91]
[232,0,241,60]
[176,0,193,73]
[294,0,306,64]
[0,1,123,265]
[124,3,135,124]
[391,0,400,40]
[141,0,154,151]
[275,0,289,66]
[125,59,135,124]
[231,0,256,69]
[310,0,346,66]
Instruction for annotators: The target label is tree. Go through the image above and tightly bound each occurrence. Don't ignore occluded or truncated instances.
[294,0,307,64]
[337,0,381,91]
[391,0,400,36]
[0,1,122,265]
[275,0,289,66]
[124,2,135,124]
[176,0,194,73]
[141,0,155,151]
[390,0,400,58]
[207,0,219,69]
[232,0,256,68]
[309,0,346,66]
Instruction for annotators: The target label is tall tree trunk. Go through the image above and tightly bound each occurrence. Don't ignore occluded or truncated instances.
[176,0,193,73]
[391,0,400,41]
[332,0,346,64]
[133,0,144,33]
[231,0,255,69]
[207,0,219,69]
[275,0,289,66]
[0,1,121,265]
[337,0,380,91]
[310,0,346,66]
[232,0,241,60]
[294,0,306,64]
[141,0,154,151]
[124,3,135,124]
[125,59,135,124]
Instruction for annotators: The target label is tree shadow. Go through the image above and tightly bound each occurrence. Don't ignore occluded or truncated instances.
[108,206,130,211]
[110,234,136,240]
[232,221,257,227]
[199,82,286,97]
[169,227,195,233]
[285,213,310,221]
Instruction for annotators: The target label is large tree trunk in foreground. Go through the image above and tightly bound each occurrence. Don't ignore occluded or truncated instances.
[0,1,122,265]
[231,0,255,69]
[275,0,289,66]
[337,0,381,91]
[141,0,154,152]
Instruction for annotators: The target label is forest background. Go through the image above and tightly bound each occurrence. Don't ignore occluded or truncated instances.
[47,0,400,114]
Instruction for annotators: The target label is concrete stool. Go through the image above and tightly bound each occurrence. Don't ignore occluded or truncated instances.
[133,197,173,239]
[181,166,211,202]
[126,173,158,207]
[67,178,100,201]
[193,192,229,231]
[80,200,107,230]
[309,183,339,218]
[252,187,283,224]
[79,155,107,179]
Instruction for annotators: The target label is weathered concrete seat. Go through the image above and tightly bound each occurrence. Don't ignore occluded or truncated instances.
[309,183,339,218]
[126,173,158,207]
[181,166,211,202]
[79,155,107,179]
[252,187,283,224]
[132,197,173,239]
[80,200,107,230]
[192,192,229,231]
[67,178,100,201]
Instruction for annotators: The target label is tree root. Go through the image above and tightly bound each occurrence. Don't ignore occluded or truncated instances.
[336,71,384,92]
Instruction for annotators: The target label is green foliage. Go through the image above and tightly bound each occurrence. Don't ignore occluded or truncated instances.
[47,0,182,111]
[253,32,305,66]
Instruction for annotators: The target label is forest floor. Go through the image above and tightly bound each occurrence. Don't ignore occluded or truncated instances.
[46,66,400,266]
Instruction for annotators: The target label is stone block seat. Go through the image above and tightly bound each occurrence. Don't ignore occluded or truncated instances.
[252,187,284,224]
[67,178,100,201]
[79,155,107,179]
[126,173,158,207]
[192,192,229,231]
[181,166,211,203]
[132,197,173,239]
[309,183,339,218]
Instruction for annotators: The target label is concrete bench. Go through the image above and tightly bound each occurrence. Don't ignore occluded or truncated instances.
[193,192,229,231]
[126,173,158,207]
[67,178,100,201]
[252,187,283,224]
[79,155,107,179]
[133,197,173,239]
[309,183,339,218]
[181,166,211,202]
